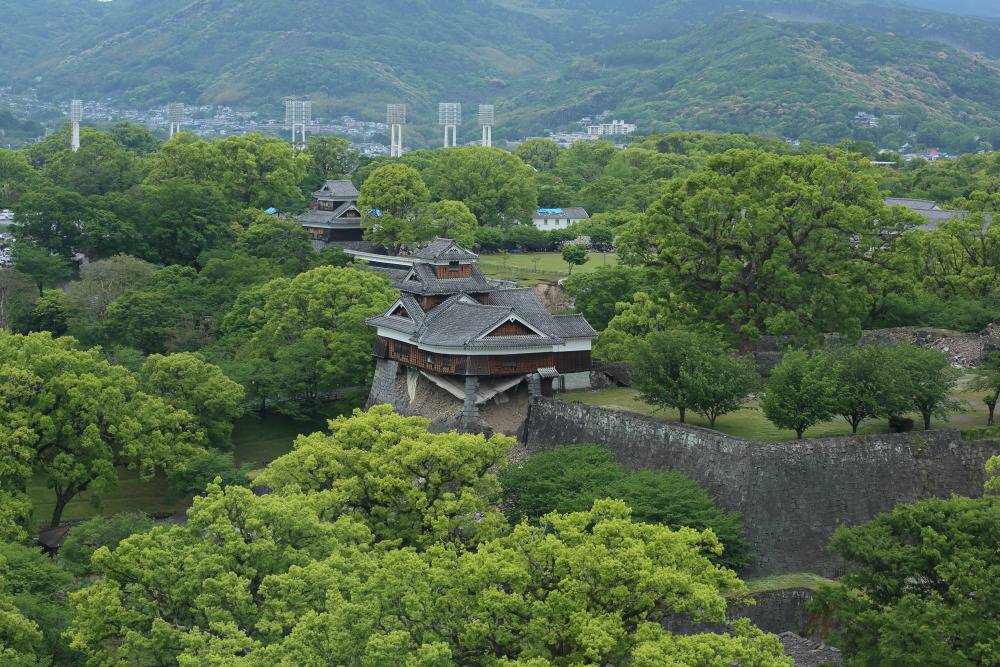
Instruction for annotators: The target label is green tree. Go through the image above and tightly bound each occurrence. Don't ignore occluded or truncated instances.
[514,137,561,170]
[167,450,251,498]
[0,331,203,527]
[506,223,547,251]
[832,343,910,433]
[210,133,309,208]
[971,350,1000,426]
[301,135,358,189]
[42,131,138,196]
[596,291,674,362]
[66,482,370,666]
[425,199,478,247]
[561,243,589,275]
[498,444,749,569]
[258,405,513,547]
[235,214,314,275]
[622,150,921,342]
[474,225,503,252]
[425,146,538,227]
[761,349,839,438]
[65,254,156,343]
[133,178,234,265]
[357,163,431,254]
[891,343,965,430]
[0,148,42,206]
[106,290,181,354]
[0,269,37,331]
[12,243,74,295]
[140,352,245,449]
[12,187,88,257]
[811,496,1000,666]
[631,328,757,427]
[67,489,787,666]
[563,265,653,331]
[244,266,397,399]
[587,224,614,247]
[106,121,162,155]
[58,512,155,578]
[0,541,76,665]
[15,289,69,336]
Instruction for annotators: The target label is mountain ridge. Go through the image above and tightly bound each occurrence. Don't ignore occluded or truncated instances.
[2,0,999,149]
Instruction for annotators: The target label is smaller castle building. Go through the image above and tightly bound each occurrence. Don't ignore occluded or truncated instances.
[366,238,598,431]
[295,180,364,245]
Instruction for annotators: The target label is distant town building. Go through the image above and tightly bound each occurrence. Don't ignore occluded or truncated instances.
[886,197,991,233]
[586,120,636,136]
[531,207,589,231]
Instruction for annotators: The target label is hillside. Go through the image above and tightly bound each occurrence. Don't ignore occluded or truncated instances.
[2,0,1000,149]
[501,14,1000,145]
[6,0,562,115]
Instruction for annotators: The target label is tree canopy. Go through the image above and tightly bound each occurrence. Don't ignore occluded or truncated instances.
[630,328,757,427]
[622,150,921,342]
[66,407,789,667]
[812,495,1000,666]
[0,331,203,527]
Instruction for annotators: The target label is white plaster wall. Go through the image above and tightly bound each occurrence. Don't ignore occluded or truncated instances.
[561,371,592,392]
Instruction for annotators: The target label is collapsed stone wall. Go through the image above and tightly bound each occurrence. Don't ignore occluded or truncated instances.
[756,325,998,375]
[524,397,999,578]
[367,359,531,437]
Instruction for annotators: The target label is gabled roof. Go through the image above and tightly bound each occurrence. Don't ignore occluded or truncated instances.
[311,179,360,200]
[366,293,426,335]
[294,201,363,227]
[410,238,479,261]
[393,262,495,295]
[553,313,599,339]
[885,198,942,211]
[411,295,565,348]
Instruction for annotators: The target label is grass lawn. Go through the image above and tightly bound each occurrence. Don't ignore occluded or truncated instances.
[744,572,839,592]
[28,470,186,526]
[559,375,993,442]
[479,251,618,284]
[231,410,336,467]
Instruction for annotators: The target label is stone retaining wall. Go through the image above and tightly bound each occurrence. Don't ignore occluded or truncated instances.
[524,397,999,577]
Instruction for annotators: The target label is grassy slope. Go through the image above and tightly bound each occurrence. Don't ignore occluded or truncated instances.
[478,250,618,285]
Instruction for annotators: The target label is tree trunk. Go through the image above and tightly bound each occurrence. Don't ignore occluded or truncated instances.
[50,495,69,529]
[923,412,932,430]
[987,400,997,427]
[708,413,717,428]
[796,427,805,439]
[678,406,685,423]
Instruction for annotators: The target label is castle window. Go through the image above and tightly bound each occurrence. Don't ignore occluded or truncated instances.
[441,355,451,368]
[448,261,459,272]
[426,353,434,366]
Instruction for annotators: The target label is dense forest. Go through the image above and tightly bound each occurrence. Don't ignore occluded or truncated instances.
[2,106,1000,663]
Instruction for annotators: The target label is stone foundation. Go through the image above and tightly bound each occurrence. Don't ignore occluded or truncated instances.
[524,397,1000,578]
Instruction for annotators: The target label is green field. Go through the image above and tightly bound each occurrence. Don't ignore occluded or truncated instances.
[558,375,994,442]
[479,251,618,284]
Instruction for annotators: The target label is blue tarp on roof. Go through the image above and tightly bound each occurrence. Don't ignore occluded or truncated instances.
[537,208,564,214]
[264,207,278,214]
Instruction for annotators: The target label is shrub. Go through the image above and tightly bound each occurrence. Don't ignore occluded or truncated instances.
[499,444,749,569]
